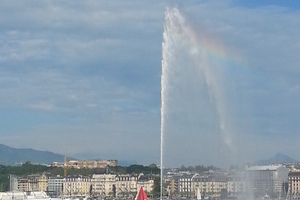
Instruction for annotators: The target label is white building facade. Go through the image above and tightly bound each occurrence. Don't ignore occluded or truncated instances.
[246,165,289,199]
[47,176,63,197]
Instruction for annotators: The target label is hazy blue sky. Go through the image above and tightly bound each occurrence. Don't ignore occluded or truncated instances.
[1,1,300,167]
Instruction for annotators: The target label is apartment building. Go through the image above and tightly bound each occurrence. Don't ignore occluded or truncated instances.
[8,173,153,198]
[163,171,179,196]
[7,174,18,191]
[205,173,228,198]
[115,174,138,197]
[177,172,228,199]
[246,165,289,198]
[191,173,209,196]
[37,174,48,192]
[47,176,63,197]
[227,172,246,198]
[90,173,154,198]
[288,171,300,198]
[91,174,116,197]
[63,175,91,197]
[17,177,29,192]
[178,174,193,196]
[136,174,154,194]
[15,174,49,192]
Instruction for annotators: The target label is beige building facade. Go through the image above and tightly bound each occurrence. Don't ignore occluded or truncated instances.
[63,176,91,197]
[288,171,300,198]
[10,173,153,198]
[91,173,153,198]
[52,160,118,169]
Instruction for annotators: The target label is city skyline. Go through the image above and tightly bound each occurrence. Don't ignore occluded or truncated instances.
[1,1,300,168]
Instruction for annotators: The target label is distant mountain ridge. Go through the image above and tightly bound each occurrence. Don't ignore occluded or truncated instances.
[1,144,297,167]
[255,153,298,165]
[0,144,72,165]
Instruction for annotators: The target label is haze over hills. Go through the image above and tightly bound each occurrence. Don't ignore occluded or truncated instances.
[254,153,298,165]
[0,144,71,165]
[0,144,134,166]
[0,143,297,167]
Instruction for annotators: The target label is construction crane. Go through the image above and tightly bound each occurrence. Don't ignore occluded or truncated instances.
[64,156,67,177]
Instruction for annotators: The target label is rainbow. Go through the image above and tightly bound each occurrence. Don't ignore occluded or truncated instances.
[164,7,244,67]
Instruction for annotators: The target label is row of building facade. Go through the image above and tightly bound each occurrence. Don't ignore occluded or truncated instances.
[52,159,118,169]
[163,164,300,199]
[7,163,300,199]
[8,173,154,198]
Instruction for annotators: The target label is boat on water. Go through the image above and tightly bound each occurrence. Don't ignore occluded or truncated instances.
[0,191,50,200]
[135,186,148,200]
[1,187,148,200]
[196,188,201,200]
[0,192,88,200]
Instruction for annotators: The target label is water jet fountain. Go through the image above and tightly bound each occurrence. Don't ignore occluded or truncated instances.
[160,6,247,199]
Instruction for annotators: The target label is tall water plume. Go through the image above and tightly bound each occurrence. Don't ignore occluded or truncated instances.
[161,6,241,197]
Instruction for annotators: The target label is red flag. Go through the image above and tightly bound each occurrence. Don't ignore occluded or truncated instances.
[136,186,149,200]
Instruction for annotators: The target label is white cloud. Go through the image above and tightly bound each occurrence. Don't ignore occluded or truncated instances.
[0,1,300,167]
[29,102,56,112]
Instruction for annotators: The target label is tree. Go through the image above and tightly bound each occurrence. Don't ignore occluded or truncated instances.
[152,177,160,198]
[180,165,186,171]
[149,163,157,168]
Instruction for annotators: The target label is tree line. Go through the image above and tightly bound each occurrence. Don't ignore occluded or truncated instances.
[0,161,160,192]
[0,161,218,196]
[178,164,219,173]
